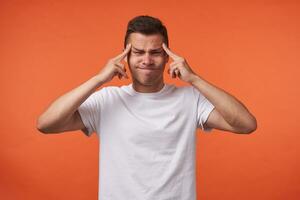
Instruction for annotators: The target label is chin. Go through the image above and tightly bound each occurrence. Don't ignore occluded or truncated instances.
[134,77,159,86]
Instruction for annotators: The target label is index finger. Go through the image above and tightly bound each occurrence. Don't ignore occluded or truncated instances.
[162,43,180,60]
[114,43,132,61]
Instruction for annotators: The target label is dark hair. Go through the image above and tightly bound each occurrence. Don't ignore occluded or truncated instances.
[124,15,169,48]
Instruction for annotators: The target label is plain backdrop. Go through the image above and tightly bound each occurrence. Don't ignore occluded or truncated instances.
[1,0,299,199]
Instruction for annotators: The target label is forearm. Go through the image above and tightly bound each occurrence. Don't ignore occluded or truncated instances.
[37,75,105,129]
[190,74,256,129]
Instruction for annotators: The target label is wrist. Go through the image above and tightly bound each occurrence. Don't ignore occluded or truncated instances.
[92,74,106,87]
[188,74,201,85]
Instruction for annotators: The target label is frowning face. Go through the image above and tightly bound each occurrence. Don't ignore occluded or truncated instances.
[126,33,169,86]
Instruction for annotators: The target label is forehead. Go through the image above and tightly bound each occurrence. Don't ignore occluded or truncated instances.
[128,33,163,50]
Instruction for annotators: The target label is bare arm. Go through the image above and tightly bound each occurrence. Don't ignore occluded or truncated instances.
[190,75,257,134]
[162,43,257,134]
[36,75,105,133]
[36,43,132,134]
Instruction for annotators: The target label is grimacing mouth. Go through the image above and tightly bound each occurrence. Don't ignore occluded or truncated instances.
[138,67,159,70]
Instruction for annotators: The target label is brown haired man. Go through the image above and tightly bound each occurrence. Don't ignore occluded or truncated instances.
[37,15,257,200]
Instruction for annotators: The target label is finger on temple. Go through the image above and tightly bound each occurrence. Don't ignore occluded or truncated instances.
[115,43,132,61]
[162,43,180,60]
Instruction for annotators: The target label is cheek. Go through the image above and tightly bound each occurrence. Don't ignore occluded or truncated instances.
[128,57,138,68]
[128,54,139,63]
[128,58,140,72]
[156,57,167,67]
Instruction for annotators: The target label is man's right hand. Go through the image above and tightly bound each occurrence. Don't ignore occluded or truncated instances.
[97,43,132,83]
[36,44,132,134]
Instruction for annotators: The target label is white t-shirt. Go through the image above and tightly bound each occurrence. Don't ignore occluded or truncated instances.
[78,83,215,200]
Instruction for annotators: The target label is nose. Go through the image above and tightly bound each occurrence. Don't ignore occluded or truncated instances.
[142,53,153,65]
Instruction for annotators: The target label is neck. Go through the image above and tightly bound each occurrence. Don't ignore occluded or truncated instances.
[132,79,165,93]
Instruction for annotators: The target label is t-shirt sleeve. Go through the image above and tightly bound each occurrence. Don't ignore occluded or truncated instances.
[77,89,103,137]
[192,87,215,133]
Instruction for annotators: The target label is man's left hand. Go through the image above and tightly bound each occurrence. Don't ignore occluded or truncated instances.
[162,43,197,83]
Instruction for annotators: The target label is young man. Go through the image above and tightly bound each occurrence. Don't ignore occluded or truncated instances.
[37,15,257,200]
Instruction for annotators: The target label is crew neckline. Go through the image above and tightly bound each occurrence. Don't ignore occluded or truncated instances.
[128,83,169,97]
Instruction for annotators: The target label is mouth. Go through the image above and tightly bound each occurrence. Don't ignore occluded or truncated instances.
[138,67,158,71]
[137,67,158,76]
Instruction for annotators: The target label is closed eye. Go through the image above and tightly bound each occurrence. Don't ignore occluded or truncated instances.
[133,51,143,54]
[132,51,163,56]
[151,51,163,56]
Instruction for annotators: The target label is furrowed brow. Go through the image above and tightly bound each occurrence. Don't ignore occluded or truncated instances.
[151,48,163,52]
[132,47,143,51]
[132,47,163,52]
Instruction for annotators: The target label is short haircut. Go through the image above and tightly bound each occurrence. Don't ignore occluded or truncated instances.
[124,15,169,48]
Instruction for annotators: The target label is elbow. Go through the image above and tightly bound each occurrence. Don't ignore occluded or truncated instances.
[241,126,256,134]
[240,116,257,134]
[36,116,51,134]
[36,114,67,134]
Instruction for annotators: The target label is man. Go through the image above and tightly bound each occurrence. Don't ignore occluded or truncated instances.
[37,15,257,200]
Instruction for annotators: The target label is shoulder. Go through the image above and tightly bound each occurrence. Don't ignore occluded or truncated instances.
[172,85,199,97]
[94,85,120,95]
[94,85,130,99]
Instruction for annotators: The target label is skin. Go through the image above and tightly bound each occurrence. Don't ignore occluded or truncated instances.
[126,33,169,93]
[37,32,257,134]
[98,32,257,134]
[161,43,257,134]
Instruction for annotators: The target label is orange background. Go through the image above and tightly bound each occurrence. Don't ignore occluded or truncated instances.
[1,0,299,199]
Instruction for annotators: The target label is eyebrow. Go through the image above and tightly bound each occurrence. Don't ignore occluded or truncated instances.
[132,46,163,52]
